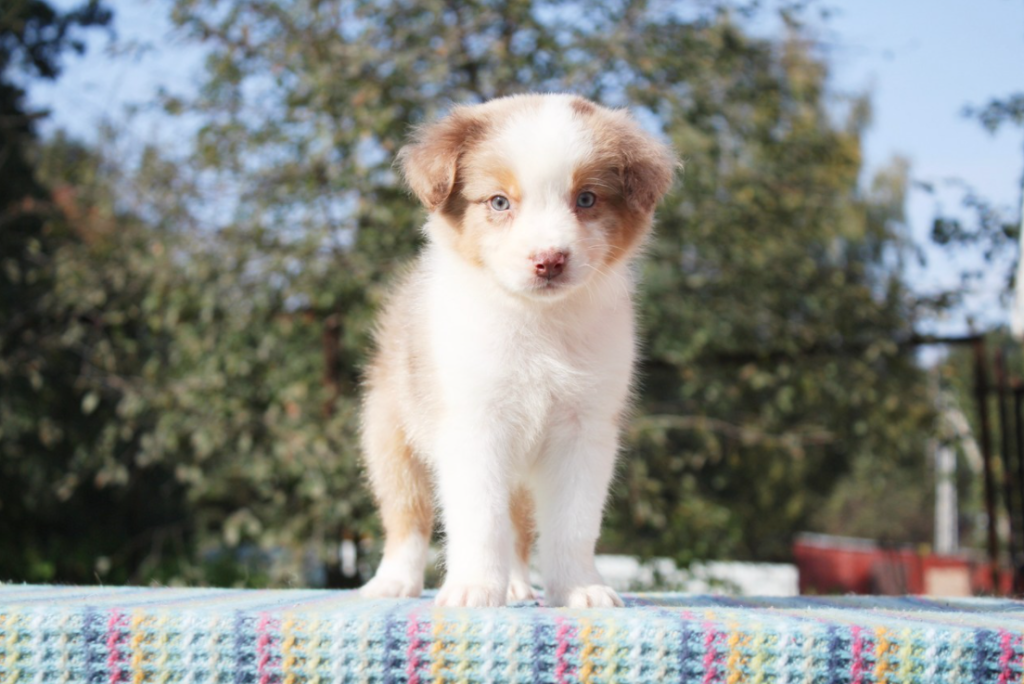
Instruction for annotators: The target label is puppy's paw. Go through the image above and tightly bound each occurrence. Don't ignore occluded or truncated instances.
[435,582,506,607]
[360,574,423,599]
[549,584,624,608]
[506,578,537,603]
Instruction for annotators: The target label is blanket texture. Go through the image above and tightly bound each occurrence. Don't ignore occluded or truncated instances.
[0,585,1022,683]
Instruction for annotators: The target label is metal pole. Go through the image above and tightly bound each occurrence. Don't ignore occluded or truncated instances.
[973,337,1001,591]
[934,438,959,555]
[933,372,959,556]
[995,348,1019,592]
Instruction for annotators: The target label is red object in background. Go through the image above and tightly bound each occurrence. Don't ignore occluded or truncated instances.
[794,533,1013,596]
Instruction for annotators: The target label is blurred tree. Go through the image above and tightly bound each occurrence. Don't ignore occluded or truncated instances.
[601,20,937,560]
[157,0,939,569]
[0,0,112,271]
[0,1,162,583]
[918,78,1024,558]
[6,131,206,584]
[1,0,943,584]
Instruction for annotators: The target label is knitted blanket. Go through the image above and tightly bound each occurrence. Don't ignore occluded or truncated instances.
[1,585,1022,683]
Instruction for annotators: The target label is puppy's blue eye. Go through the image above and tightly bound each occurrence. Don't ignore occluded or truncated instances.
[490,195,511,211]
[576,191,596,208]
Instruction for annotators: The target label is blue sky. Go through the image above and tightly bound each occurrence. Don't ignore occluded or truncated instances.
[28,0,1024,335]
[817,0,1024,334]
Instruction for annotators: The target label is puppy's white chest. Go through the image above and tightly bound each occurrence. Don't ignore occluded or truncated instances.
[428,279,632,417]
[433,302,582,398]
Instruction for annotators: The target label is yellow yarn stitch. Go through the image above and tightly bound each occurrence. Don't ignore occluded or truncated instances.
[873,626,893,684]
[429,617,446,684]
[578,617,594,684]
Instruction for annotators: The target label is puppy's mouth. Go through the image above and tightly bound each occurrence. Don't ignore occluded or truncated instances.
[526,272,574,296]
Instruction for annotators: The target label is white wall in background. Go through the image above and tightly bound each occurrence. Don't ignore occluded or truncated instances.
[591,556,799,597]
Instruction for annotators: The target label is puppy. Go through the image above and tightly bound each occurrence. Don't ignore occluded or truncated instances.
[359,94,675,608]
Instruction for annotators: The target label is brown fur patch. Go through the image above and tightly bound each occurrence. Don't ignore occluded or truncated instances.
[362,355,434,554]
[509,486,536,565]
[453,220,486,267]
[570,97,597,117]
[442,147,525,268]
[604,206,653,268]
[477,158,522,203]
[618,131,677,214]
[589,109,676,215]
[399,95,545,212]
[439,178,472,225]
[398,107,489,210]
[455,157,522,212]
[574,105,677,265]
[571,155,624,202]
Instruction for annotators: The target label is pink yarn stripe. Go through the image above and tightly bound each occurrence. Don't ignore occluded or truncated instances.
[554,617,577,684]
[106,610,127,684]
[996,630,1020,684]
[257,613,279,684]
[850,626,865,684]
[702,623,723,684]
[406,614,429,684]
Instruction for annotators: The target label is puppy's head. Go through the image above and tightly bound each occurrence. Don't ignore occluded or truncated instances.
[399,94,676,300]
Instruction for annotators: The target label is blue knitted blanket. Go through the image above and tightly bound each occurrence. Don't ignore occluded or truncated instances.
[0,585,1022,683]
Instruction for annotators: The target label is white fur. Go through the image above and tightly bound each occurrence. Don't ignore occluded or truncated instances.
[360,94,671,608]
[360,531,429,598]
[423,244,633,607]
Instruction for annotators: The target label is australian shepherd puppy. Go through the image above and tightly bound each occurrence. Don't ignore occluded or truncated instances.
[359,93,675,608]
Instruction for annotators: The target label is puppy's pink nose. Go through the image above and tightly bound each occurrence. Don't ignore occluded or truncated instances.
[533,250,567,279]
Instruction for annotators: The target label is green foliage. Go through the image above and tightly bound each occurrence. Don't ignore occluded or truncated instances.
[1,0,945,584]
[971,94,1024,134]
[929,90,1023,290]
[0,1,176,583]
[600,20,935,561]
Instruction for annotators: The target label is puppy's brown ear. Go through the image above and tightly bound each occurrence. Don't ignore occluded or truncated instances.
[397,107,485,210]
[615,116,678,215]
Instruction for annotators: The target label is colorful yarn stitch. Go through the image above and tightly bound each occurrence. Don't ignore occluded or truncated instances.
[0,585,1022,683]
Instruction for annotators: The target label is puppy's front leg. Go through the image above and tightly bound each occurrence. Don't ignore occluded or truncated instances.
[433,425,513,607]
[535,419,624,608]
